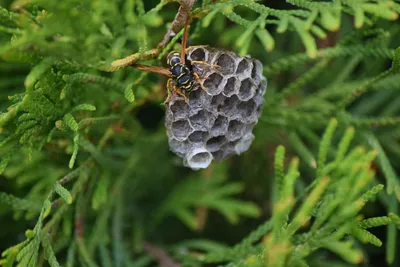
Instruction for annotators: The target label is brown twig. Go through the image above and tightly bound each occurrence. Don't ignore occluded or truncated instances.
[51,199,62,208]
[75,215,84,239]
[102,48,160,72]
[102,0,197,72]
[158,0,197,49]
[143,241,181,267]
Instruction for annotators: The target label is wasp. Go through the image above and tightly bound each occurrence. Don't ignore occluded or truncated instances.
[131,16,218,104]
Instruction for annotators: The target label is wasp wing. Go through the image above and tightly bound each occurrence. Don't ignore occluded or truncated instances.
[131,64,172,77]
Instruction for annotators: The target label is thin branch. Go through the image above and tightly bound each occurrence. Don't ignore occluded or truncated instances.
[102,0,197,72]
[101,49,160,72]
[158,0,197,48]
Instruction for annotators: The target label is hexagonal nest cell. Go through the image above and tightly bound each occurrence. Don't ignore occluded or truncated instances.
[171,119,193,141]
[165,46,267,170]
[236,59,251,75]
[223,77,238,97]
[216,53,236,75]
[238,78,255,101]
[204,73,223,95]
[188,46,207,62]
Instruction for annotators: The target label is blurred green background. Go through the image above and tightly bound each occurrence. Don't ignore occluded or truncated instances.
[0,0,400,266]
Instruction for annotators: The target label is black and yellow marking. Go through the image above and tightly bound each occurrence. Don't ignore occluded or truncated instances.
[166,50,212,103]
[167,51,181,67]
[177,67,186,79]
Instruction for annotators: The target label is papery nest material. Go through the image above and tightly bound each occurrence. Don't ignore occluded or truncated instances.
[165,46,267,170]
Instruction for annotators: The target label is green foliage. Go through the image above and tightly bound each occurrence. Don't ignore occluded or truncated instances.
[0,0,399,266]
[179,124,397,266]
[193,0,399,57]
[156,164,261,230]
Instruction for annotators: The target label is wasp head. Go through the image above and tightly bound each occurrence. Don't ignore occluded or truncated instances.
[167,51,181,67]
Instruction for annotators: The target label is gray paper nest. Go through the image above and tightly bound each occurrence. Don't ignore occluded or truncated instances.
[165,46,267,170]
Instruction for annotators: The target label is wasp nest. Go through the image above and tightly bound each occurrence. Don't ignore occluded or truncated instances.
[165,46,267,170]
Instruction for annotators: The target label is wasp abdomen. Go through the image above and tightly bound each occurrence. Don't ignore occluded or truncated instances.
[169,63,195,92]
[170,64,186,78]
[166,51,197,97]
[177,74,194,91]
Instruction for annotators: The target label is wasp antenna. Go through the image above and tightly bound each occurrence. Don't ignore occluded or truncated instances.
[131,64,172,77]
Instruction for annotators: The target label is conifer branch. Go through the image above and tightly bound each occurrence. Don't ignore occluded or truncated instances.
[1,1,399,266]
[103,0,197,71]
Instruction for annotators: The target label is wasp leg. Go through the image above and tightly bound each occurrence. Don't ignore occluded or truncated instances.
[185,45,208,53]
[191,61,223,77]
[190,60,221,69]
[193,72,208,92]
[165,78,190,104]
[173,86,189,104]
[163,78,174,105]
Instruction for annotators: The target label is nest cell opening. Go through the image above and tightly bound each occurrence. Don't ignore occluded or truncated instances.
[237,100,256,118]
[204,73,223,95]
[236,59,250,74]
[227,120,247,141]
[238,78,255,101]
[211,116,229,136]
[220,95,239,117]
[189,47,206,62]
[206,135,226,152]
[186,147,213,169]
[217,53,236,75]
[188,131,208,143]
[223,77,237,97]
[170,100,190,120]
[188,89,203,109]
[189,110,215,130]
[210,94,226,112]
[251,60,262,85]
[251,61,261,78]
[189,88,212,108]
[171,119,193,140]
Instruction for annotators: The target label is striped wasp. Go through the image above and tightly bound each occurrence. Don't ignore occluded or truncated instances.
[132,15,218,104]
